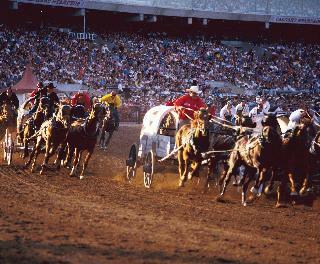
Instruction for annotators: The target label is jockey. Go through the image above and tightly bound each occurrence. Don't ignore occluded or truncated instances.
[25,82,48,115]
[286,106,310,132]
[99,90,122,130]
[47,83,60,116]
[249,101,265,128]
[174,85,206,129]
[219,101,235,123]
[71,91,91,112]
[0,87,19,110]
[234,99,249,125]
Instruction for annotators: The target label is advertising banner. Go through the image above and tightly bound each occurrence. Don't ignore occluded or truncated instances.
[17,0,85,8]
[270,16,320,25]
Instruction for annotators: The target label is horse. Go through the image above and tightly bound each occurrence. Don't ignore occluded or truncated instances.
[217,115,283,206]
[99,105,116,150]
[175,109,211,187]
[62,103,104,179]
[24,104,72,174]
[276,119,316,206]
[0,101,17,141]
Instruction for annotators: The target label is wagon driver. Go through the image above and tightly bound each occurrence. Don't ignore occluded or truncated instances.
[100,90,122,130]
[174,85,206,129]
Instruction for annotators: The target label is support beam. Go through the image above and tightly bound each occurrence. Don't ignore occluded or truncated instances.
[203,18,208,25]
[265,22,270,29]
[74,8,85,16]
[188,17,192,25]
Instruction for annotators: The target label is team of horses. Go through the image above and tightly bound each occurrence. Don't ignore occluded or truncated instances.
[0,98,114,180]
[0,97,319,207]
[176,109,319,207]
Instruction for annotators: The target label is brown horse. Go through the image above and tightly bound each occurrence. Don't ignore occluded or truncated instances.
[19,98,51,158]
[276,119,316,207]
[63,103,104,179]
[24,104,72,174]
[99,105,116,150]
[0,102,17,140]
[217,118,282,206]
[176,109,211,187]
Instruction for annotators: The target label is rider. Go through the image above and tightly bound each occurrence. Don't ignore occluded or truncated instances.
[286,105,311,132]
[234,99,249,125]
[174,85,206,129]
[219,101,235,123]
[0,87,19,110]
[71,91,91,111]
[249,99,265,128]
[99,90,122,130]
[47,82,60,116]
[25,82,48,115]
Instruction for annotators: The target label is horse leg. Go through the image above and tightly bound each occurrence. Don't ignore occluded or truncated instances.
[70,148,80,177]
[64,145,74,168]
[29,138,43,173]
[288,170,298,196]
[79,151,93,180]
[22,131,29,158]
[276,172,289,208]
[206,157,216,187]
[177,149,185,187]
[299,164,310,195]
[217,161,239,201]
[251,167,267,196]
[104,131,113,150]
[40,137,55,175]
[265,168,276,195]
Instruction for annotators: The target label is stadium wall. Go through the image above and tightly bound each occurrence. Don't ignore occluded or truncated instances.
[14,0,320,24]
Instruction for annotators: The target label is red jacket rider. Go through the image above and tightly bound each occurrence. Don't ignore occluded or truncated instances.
[174,86,206,120]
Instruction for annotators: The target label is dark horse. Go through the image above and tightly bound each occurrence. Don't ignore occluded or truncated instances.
[275,119,316,207]
[63,103,104,179]
[207,115,256,187]
[176,109,211,187]
[24,104,72,174]
[217,115,282,206]
[19,97,51,158]
[99,105,116,150]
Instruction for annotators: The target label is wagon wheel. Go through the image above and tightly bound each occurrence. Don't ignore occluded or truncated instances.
[143,150,155,188]
[126,144,137,182]
[3,129,13,165]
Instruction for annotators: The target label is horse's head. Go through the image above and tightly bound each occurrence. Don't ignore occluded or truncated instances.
[292,118,315,148]
[90,103,104,121]
[261,126,281,144]
[310,131,320,155]
[240,116,256,128]
[1,102,15,118]
[39,96,51,117]
[192,109,211,137]
[57,104,72,127]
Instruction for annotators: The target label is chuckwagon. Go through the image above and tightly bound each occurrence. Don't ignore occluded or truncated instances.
[125,105,179,188]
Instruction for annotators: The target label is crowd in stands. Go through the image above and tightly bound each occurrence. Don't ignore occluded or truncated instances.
[1,25,320,116]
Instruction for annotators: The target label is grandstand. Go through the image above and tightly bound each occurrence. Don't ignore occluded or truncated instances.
[0,0,319,116]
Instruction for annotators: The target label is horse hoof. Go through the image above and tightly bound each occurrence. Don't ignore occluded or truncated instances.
[242,202,247,207]
[79,175,84,180]
[290,191,298,196]
[264,186,272,195]
[39,170,44,175]
[31,168,35,173]
[250,187,258,194]
[275,202,287,208]
[187,172,192,180]
[216,195,223,202]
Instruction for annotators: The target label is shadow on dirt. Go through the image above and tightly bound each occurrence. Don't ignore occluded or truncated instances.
[0,239,245,264]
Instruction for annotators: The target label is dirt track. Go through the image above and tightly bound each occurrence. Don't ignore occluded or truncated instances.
[0,124,319,264]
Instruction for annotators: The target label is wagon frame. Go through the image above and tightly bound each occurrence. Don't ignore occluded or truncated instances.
[126,105,179,188]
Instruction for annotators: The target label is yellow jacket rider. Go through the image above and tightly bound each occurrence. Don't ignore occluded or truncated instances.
[100,91,121,130]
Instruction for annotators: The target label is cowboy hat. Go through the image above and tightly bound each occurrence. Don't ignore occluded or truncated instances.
[187,85,201,94]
